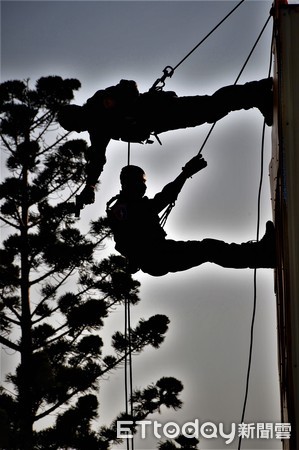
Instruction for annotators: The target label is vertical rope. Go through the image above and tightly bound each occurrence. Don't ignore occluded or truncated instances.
[124,297,130,450]
[127,298,134,450]
[237,17,274,450]
[124,141,134,449]
[127,142,131,166]
[237,118,267,450]
[197,13,272,156]
[124,295,134,450]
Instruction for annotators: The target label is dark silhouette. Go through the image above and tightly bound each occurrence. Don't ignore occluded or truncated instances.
[107,155,276,276]
[0,77,184,449]
[58,78,273,208]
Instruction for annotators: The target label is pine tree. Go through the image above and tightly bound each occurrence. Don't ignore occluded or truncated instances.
[0,76,183,449]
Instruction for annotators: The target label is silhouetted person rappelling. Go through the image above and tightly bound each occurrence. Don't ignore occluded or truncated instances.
[106,154,276,276]
[57,78,273,210]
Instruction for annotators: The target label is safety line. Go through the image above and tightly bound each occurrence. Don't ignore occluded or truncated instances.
[127,142,131,166]
[159,11,272,228]
[124,297,130,450]
[124,142,134,450]
[197,12,272,156]
[173,0,246,72]
[124,296,134,450]
[237,18,274,450]
[237,122,266,450]
[124,9,274,449]
[150,0,247,91]
[127,298,134,450]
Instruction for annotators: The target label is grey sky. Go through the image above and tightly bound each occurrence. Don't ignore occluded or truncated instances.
[1,1,282,449]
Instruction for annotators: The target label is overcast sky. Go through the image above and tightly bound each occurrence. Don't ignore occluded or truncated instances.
[1,1,283,449]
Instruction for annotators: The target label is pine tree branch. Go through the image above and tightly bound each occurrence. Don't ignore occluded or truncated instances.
[100,335,153,378]
[39,325,70,347]
[31,175,83,210]
[35,327,156,421]
[31,266,77,322]
[34,386,84,422]
[0,334,20,352]
[29,267,63,287]
[32,115,56,143]
[36,129,72,158]
[30,110,54,131]
[0,133,14,153]
[0,214,21,230]
[0,294,22,322]
[92,231,112,248]
[1,312,20,326]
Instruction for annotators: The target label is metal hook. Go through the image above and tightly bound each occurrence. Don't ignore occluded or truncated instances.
[149,65,175,92]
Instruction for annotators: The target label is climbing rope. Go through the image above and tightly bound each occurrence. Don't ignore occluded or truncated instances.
[238,125,267,450]
[237,17,274,450]
[238,31,274,450]
[237,125,267,450]
[156,16,274,444]
[124,141,134,450]
[124,294,134,450]
[127,142,131,166]
[158,11,272,229]
[197,12,272,157]
[150,0,246,92]
[120,6,274,448]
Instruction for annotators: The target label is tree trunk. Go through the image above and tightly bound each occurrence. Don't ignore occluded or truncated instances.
[19,139,33,450]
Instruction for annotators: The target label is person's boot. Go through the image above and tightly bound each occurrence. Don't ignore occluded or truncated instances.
[241,221,276,268]
[201,222,276,269]
[245,78,273,126]
[211,78,273,126]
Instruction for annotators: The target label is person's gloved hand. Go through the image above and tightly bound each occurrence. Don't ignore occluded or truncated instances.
[78,185,95,206]
[182,154,207,178]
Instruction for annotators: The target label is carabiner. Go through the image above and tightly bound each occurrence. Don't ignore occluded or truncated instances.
[149,65,175,92]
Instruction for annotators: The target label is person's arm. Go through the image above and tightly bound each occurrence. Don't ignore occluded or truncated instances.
[152,154,207,213]
[77,134,111,205]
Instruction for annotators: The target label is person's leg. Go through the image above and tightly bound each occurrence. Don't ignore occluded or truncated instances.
[139,239,208,276]
[201,221,276,269]
[139,222,276,276]
[151,78,273,134]
[208,78,273,125]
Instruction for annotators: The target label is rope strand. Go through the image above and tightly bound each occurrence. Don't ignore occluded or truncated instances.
[124,142,134,449]
[124,295,134,450]
[237,17,274,450]
[124,297,130,450]
[173,0,246,72]
[150,0,247,91]
[160,12,272,228]
[127,142,131,166]
[197,12,272,156]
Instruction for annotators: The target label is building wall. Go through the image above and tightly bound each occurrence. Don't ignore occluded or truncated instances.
[270,4,299,449]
